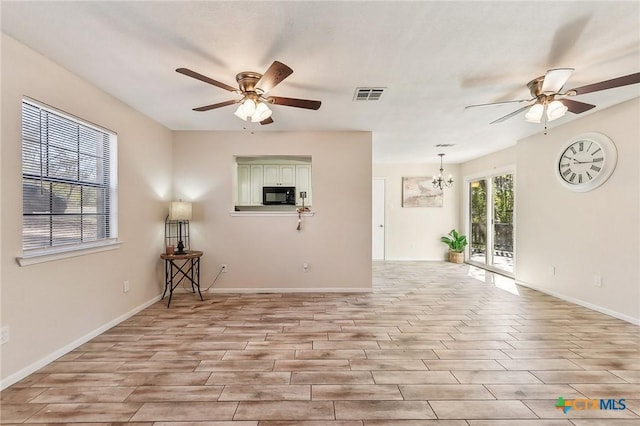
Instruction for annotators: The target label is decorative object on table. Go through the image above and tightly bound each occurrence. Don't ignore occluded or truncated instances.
[402,176,443,208]
[555,132,617,192]
[432,153,454,190]
[165,200,192,254]
[165,245,175,255]
[296,191,310,231]
[440,229,468,264]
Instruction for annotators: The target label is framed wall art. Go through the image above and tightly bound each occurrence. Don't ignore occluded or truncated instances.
[402,176,443,207]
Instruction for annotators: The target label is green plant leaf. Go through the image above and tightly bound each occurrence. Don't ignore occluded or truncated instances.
[440,229,468,252]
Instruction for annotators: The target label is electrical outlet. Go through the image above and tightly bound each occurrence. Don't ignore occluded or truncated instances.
[123,280,130,293]
[221,264,227,273]
[550,265,556,276]
[1,326,9,344]
[303,262,309,272]
[593,275,602,287]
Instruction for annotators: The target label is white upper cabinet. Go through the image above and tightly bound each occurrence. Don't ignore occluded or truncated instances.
[237,165,251,205]
[250,165,264,205]
[264,165,295,186]
[295,164,312,206]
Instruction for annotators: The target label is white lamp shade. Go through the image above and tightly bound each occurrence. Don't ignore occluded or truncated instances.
[251,101,273,122]
[234,105,249,121]
[525,103,544,123]
[169,201,192,221]
[547,100,568,121]
[241,98,256,116]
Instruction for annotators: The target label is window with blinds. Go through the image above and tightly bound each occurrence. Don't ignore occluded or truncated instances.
[21,99,117,254]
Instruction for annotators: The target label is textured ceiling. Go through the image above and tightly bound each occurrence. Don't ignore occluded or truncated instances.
[2,1,639,163]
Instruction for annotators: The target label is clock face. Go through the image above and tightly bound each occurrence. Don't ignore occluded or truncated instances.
[556,132,617,192]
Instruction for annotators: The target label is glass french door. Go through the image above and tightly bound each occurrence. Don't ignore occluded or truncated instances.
[468,173,514,275]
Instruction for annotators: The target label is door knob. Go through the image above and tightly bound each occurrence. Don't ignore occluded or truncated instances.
[378,225,384,228]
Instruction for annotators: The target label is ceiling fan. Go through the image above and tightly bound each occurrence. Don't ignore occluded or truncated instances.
[176,61,321,125]
[466,69,640,125]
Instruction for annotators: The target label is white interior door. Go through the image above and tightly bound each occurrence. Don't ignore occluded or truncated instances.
[372,178,385,260]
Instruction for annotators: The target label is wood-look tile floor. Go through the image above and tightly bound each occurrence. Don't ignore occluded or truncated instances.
[2,261,639,425]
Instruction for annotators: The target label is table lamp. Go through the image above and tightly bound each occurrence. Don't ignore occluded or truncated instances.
[169,200,192,254]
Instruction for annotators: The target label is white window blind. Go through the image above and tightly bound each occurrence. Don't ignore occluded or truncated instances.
[21,99,117,254]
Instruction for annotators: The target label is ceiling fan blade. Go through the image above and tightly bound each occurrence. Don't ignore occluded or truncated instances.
[267,96,321,110]
[490,104,533,124]
[176,68,237,92]
[568,72,640,95]
[541,68,574,93]
[465,99,531,109]
[193,99,240,112]
[561,98,596,114]
[260,117,274,125]
[256,61,293,94]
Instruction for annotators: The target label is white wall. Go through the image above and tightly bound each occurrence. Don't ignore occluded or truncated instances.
[515,99,639,324]
[372,163,461,260]
[172,131,373,291]
[1,34,173,387]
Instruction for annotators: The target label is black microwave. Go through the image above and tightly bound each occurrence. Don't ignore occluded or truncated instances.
[263,186,296,205]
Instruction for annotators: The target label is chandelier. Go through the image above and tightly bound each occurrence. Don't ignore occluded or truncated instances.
[432,153,453,190]
[233,96,273,122]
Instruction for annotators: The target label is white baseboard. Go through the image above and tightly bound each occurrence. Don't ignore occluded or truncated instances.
[0,295,161,391]
[515,279,640,326]
[377,258,447,262]
[208,287,372,294]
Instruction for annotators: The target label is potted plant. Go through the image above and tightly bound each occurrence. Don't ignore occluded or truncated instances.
[440,229,468,263]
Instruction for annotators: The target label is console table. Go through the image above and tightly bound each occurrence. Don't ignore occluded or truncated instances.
[160,250,203,307]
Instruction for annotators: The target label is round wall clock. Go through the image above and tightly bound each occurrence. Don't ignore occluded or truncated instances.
[555,132,617,192]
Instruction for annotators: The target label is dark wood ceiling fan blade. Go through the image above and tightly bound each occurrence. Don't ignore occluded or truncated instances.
[569,72,640,95]
[267,96,321,110]
[562,98,596,114]
[490,104,532,124]
[260,117,274,125]
[465,99,530,109]
[176,68,237,92]
[256,61,293,93]
[193,99,240,111]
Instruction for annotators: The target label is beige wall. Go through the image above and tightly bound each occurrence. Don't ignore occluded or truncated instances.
[515,98,639,323]
[372,163,461,260]
[172,131,373,291]
[459,146,517,178]
[1,34,173,386]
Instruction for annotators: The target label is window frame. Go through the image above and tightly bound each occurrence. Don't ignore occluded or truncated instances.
[18,98,119,265]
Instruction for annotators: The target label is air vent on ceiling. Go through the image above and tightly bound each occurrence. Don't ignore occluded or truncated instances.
[353,87,385,101]
[435,144,455,147]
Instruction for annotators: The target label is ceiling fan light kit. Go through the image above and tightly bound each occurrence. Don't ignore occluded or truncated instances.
[234,98,273,122]
[176,61,321,125]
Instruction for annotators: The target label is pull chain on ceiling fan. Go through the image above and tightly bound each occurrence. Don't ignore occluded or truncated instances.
[176,61,321,125]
